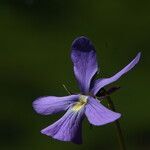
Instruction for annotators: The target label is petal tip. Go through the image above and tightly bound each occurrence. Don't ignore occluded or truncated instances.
[133,52,141,66]
[137,52,141,60]
[40,129,47,135]
[71,36,95,52]
[32,98,45,115]
[116,112,121,120]
[32,100,39,113]
[40,128,51,136]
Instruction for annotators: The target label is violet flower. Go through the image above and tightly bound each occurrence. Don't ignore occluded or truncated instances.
[33,36,141,144]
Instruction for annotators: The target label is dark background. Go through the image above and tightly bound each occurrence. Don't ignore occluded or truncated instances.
[0,0,149,150]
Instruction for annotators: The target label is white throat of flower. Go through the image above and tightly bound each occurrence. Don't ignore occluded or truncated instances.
[71,95,88,112]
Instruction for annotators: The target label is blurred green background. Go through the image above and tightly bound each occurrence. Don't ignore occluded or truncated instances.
[0,0,149,150]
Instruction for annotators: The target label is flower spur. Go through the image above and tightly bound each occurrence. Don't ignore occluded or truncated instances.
[33,36,141,144]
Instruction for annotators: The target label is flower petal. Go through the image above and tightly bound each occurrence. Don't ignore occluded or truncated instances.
[41,108,85,144]
[85,97,121,126]
[91,52,141,95]
[32,95,79,115]
[71,36,98,93]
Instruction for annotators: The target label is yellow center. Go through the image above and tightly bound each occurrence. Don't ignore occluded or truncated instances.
[71,95,88,112]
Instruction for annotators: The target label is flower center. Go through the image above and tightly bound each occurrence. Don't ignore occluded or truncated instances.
[71,95,88,112]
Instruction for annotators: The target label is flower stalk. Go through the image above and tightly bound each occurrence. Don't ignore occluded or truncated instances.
[102,88,126,150]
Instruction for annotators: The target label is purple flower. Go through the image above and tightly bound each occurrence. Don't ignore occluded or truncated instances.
[33,36,141,144]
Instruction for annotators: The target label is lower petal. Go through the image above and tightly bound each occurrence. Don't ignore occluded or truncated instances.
[41,108,85,144]
[85,97,121,126]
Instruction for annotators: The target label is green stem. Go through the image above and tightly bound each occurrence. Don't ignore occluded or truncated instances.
[102,88,126,150]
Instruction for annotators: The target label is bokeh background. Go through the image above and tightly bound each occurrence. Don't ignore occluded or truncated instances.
[0,0,149,150]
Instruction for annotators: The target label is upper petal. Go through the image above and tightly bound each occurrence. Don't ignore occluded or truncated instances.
[91,52,141,95]
[32,95,79,115]
[85,97,121,126]
[41,107,85,144]
[71,36,98,94]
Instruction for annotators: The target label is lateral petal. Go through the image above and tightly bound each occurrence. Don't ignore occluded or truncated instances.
[32,95,79,115]
[91,52,141,95]
[85,97,121,126]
